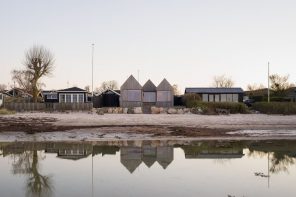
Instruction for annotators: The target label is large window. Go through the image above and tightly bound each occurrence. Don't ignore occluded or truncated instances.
[73,94,78,103]
[202,94,208,102]
[157,91,171,102]
[143,92,156,102]
[78,94,84,102]
[122,90,141,102]
[60,94,66,103]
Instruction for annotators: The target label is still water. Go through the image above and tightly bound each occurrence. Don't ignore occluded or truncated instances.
[0,140,296,197]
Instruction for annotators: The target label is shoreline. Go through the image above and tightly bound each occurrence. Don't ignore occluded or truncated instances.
[1,112,296,141]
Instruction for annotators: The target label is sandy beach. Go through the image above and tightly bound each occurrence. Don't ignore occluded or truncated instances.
[1,112,296,142]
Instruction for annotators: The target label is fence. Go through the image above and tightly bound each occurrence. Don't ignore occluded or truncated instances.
[4,102,93,112]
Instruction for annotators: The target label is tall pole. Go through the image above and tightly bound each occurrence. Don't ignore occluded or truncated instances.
[268,62,270,103]
[137,69,140,82]
[92,43,94,96]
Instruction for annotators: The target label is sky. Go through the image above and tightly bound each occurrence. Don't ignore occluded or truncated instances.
[1,0,296,92]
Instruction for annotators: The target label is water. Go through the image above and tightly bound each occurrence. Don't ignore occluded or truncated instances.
[0,140,296,197]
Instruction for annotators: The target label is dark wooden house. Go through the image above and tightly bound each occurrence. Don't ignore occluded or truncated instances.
[185,87,244,102]
[93,89,120,108]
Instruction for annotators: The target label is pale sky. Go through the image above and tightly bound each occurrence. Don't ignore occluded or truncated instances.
[1,0,296,92]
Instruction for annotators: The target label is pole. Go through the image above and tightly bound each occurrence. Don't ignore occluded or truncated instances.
[137,69,140,82]
[268,62,270,103]
[92,44,94,96]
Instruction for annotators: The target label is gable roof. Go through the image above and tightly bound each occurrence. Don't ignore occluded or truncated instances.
[143,80,156,92]
[185,87,244,94]
[121,75,142,90]
[99,89,121,96]
[157,78,173,91]
[58,87,86,92]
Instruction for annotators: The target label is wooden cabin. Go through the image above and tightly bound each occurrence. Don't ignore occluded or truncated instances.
[156,79,174,107]
[142,80,157,113]
[93,89,120,108]
[120,75,143,108]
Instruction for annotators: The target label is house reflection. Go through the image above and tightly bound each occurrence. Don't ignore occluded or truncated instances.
[181,141,244,159]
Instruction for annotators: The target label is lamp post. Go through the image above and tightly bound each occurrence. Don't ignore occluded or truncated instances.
[268,62,270,103]
[92,43,94,97]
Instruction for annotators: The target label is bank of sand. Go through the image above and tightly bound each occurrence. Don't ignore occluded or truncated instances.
[1,112,296,141]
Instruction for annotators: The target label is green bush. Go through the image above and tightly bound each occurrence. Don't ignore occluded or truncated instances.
[189,101,248,114]
[183,94,201,107]
[0,108,15,115]
[252,102,296,115]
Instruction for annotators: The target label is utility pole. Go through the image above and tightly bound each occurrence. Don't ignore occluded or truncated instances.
[268,62,270,103]
[137,69,140,82]
[92,43,95,96]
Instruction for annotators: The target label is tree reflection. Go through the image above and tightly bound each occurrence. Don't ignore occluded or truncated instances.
[270,152,295,174]
[11,150,53,197]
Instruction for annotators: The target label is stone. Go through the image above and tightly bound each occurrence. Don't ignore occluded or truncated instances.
[107,108,113,113]
[167,108,177,114]
[118,108,123,114]
[151,106,161,114]
[133,107,143,114]
[123,108,128,114]
[177,108,184,114]
[96,108,104,115]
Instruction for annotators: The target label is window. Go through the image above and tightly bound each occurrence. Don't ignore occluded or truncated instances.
[126,90,141,102]
[157,91,171,102]
[221,94,227,102]
[47,94,57,99]
[78,94,84,103]
[66,94,71,103]
[202,94,208,102]
[0,94,2,100]
[143,92,156,102]
[215,94,220,102]
[233,94,239,102]
[73,94,78,103]
[226,94,233,102]
[60,94,66,103]
[209,94,214,102]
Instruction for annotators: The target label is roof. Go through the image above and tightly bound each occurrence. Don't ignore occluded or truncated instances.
[58,87,86,92]
[157,78,173,91]
[143,80,157,92]
[97,89,120,96]
[121,75,142,90]
[185,87,244,94]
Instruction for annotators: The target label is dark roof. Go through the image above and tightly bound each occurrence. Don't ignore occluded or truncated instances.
[143,80,156,92]
[98,89,120,96]
[58,87,86,92]
[185,87,244,94]
[157,78,173,91]
[121,75,142,90]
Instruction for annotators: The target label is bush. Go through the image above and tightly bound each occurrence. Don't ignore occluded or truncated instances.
[252,102,296,115]
[189,102,248,114]
[183,94,201,107]
[0,108,15,115]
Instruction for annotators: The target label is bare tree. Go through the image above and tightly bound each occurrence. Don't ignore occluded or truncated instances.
[96,80,118,93]
[247,83,266,91]
[84,85,90,92]
[12,45,54,102]
[172,84,181,95]
[0,84,7,91]
[212,75,234,88]
[269,74,294,96]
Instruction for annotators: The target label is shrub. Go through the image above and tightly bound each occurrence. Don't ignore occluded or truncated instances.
[0,108,15,115]
[190,102,248,114]
[252,102,296,115]
[183,94,201,108]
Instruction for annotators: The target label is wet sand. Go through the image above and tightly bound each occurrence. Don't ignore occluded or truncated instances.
[1,112,296,141]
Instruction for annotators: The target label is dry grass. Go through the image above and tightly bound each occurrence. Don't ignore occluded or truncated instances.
[0,108,15,115]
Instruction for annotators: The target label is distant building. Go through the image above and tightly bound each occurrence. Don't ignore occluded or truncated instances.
[119,75,174,108]
[120,75,143,108]
[93,89,120,108]
[156,79,174,107]
[42,87,88,103]
[185,87,244,102]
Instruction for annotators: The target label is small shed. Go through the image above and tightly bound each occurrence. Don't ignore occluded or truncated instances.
[156,79,174,107]
[93,89,120,108]
[185,87,244,102]
[120,75,143,108]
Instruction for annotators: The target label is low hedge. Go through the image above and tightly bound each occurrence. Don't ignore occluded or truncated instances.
[189,101,248,114]
[252,102,296,115]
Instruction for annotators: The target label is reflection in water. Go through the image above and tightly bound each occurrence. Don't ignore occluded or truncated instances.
[1,140,296,196]
[7,145,53,197]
